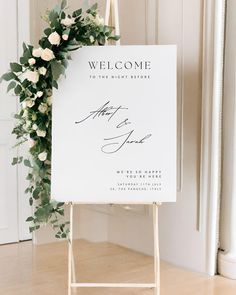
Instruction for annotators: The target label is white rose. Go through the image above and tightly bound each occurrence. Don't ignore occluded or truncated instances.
[36,129,46,137]
[38,151,47,161]
[31,113,37,121]
[38,103,48,114]
[28,137,36,148]
[26,99,35,108]
[46,96,53,106]
[36,91,43,98]
[95,14,104,26]
[62,34,69,41]
[38,67,47,76]
[25,70,39,84]
[28,58,36,65]
[90,35,95,43]
[32,47,43,58]
[48,31,61,46]
[61,16,75,27]
[41,48,55,61]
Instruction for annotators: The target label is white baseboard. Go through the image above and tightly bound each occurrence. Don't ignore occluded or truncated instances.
[218,251,236,279]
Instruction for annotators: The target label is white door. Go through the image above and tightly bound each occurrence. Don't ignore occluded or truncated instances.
[0,2,19,244]
[0,1,31,244]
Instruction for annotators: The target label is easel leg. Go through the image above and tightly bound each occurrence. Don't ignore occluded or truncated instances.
[68,203,74,295]
[153,203,161,295]
[71,247,76,283]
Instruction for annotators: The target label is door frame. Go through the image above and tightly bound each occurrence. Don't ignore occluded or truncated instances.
[200,0,226,275]
[17,0,32,241]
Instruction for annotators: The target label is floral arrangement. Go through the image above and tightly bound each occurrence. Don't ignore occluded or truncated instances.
[0,1,119,238]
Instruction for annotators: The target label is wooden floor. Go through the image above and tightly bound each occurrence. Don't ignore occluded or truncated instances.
[0,240,236,295]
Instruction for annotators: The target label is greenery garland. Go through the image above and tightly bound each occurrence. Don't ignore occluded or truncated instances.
[0,1,119,239]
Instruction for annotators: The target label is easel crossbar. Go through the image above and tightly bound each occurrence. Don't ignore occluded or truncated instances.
[71,283,157,288]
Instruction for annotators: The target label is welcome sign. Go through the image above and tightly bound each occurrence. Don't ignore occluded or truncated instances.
[51,45,177,203]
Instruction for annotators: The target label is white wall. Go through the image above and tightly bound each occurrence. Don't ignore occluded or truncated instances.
[218,0,236,279]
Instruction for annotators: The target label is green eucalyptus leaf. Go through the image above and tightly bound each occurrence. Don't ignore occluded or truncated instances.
[57,202,65,208]
[87,3,98,13]
[72,8,82,17]
[7,81,16,92]
[26,173,33,180]
[10,62,22,73]
[52,80,58,89]
[25,187,31,194]
[61,11,66,19]
[20,56,27,65]
[33,187,41,199]
[49,10,59,27]
[0,72,15,83]
[108,35,121,41]
[14,84,22,95]
[61,59,68,68]
[53,4,61,14]
[51,60,65,81]
[29,197,33,206]
[26,216,34,222]
[29,226,35,233]
[44,28,52,36]
[22,42,28,52]
[61,0,67,10]
[24,159,32,168]
[12,157,19,165]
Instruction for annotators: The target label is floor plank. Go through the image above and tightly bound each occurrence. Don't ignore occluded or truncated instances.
[0,240,236,295]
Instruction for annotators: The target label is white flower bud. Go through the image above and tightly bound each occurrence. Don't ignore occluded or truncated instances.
[62,34,69,41]
[38,151,47,161]
[36,91,43,98]
[28,58,36,65]
[31,113,37,121]
[38,67,47,76]
[36,129,46,137]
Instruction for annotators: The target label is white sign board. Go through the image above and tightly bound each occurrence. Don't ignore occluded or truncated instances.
[52,45,177,203]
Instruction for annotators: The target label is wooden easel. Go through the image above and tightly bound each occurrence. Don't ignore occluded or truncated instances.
[67,1,161,294]
[68,202,161,295]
